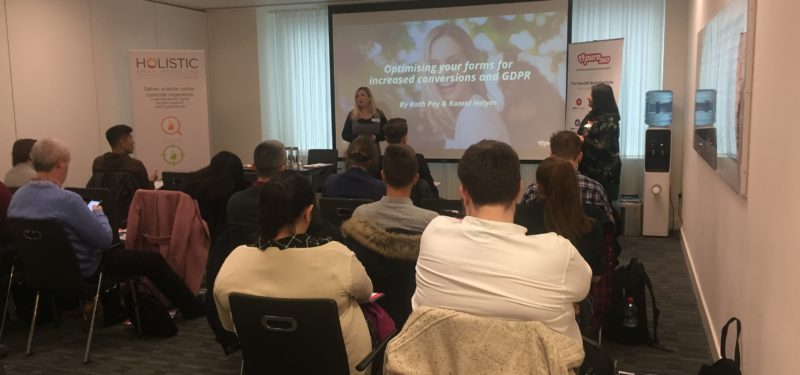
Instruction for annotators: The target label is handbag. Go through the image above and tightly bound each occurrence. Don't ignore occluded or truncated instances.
[125,285,178,338]
[360,302,396,344]
[698,317,741,375]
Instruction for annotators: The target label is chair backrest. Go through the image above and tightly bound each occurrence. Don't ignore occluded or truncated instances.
[346,227,420,328]
[65,187,121,243]
[160,171,192,191]
[228,293,350,375]
[318,197,371,227]
[87,170,139,225]
[385,307,585,374]
[6,219,89,298]
[307,149,338,165]
[417,199,464,218]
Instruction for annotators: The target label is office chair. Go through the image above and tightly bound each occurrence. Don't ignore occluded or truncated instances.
[229,293,395,375]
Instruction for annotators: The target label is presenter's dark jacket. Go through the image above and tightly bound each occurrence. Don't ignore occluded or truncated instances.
[514,199,604,276]
[342,111,387,143]
[322,167,386,202]
[92,152,155,190]
[577,112,621,202]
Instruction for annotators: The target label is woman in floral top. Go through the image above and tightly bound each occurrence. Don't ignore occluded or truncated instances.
[577,84,621,203]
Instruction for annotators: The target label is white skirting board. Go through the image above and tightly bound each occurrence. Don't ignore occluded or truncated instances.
[679,227,720,361]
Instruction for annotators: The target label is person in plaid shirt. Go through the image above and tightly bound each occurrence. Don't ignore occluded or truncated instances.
[522,131,614,225]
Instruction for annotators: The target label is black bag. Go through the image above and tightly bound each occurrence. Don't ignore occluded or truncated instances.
[605,258,660,345]
[698,317,742,375]
[125,286,178,338]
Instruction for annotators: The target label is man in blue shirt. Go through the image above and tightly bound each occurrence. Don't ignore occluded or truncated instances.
[8,138,202,319]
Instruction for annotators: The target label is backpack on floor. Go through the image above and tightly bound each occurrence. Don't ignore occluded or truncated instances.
[605,257,660,346]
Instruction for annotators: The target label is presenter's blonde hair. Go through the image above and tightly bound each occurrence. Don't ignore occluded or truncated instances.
[350,87,381,121]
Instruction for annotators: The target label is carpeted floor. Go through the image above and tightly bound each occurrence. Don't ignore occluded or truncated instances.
[605,233,713,375]
[0,233,711,374]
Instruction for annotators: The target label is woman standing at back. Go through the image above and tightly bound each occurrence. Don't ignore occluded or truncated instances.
[577,83,621,203]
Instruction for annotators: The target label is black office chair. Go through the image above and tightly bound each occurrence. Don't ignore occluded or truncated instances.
[307,149,339,192]
[343,228,420,329]
[3,219,141,364]
[160,171,192,191]
[416,199,464,218]
[229,293,395,375]
[87,170,139,227]
[318,197,371,227]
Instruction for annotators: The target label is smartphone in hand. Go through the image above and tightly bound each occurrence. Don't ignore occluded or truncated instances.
[87,200,101,211]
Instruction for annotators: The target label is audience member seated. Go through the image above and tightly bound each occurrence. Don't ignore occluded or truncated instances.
[214,173,373,374]
[8,138,202,319]
[341,144,438,327]
[180,151,247,242]
[206,140,335,355]
[515,157,604,276]
[412,140,591,345]
[522,131,614,226]
[381,118,439,200]
[92,124,156,190]
[3,138,37,188]
[323,136,385,201]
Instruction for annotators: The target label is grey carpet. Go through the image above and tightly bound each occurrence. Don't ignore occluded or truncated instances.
[604,233,713,375]
[0,233,711,374]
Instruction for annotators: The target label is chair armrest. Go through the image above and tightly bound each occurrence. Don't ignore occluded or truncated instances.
[355,329,399,372]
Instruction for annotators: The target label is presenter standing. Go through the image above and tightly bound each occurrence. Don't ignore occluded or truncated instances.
[342,87,387,144]
[577,83,621,203]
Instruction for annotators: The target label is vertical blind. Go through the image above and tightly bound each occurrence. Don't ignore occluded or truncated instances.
[572,0,666,158]
[261,8,332,152]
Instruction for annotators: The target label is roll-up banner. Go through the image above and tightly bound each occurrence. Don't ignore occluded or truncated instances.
[565,39,624,131]
[129,50,210,174]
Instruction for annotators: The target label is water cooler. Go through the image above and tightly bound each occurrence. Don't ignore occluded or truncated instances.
[642,91,672,237]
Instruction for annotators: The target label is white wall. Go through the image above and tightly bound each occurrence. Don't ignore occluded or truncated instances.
[663,0,689,228]
[0,0,206,186]
[682,0,800,372]
[0,0,16,173]
[207,8,263,163]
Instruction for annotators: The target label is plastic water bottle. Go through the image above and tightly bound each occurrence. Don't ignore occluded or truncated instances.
[622,297,638,328]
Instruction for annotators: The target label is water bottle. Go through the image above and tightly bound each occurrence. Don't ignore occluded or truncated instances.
[622,296,638,328]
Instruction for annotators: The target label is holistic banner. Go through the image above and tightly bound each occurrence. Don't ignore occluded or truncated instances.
[129,50,210,174]
[565,39,624,131]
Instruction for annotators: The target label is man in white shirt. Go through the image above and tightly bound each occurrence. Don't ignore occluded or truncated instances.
[412,140,592,344]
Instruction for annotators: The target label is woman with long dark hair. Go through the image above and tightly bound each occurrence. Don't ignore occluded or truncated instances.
[214,174,373,374]
[577,83,621,203]
[515,157,603,275]
[181,151,247,241]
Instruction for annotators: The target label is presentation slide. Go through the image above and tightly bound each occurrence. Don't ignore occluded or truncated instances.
[331,1,568,160]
